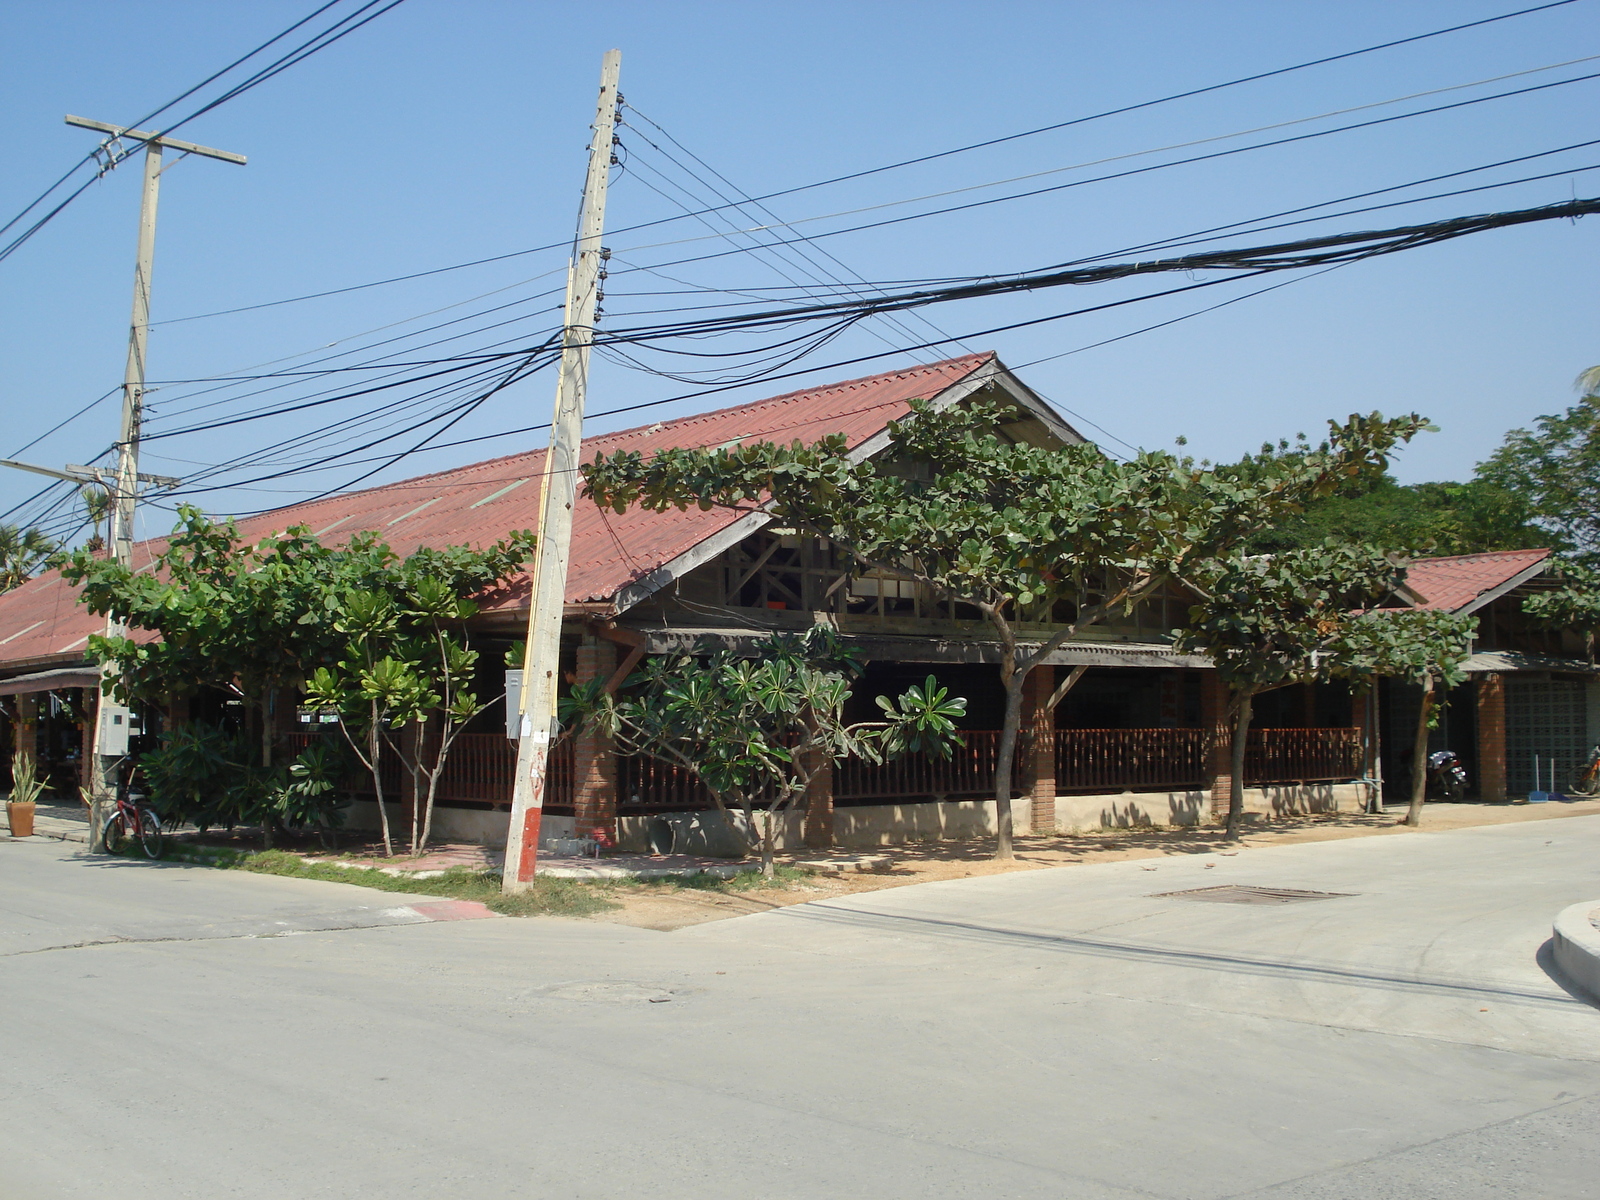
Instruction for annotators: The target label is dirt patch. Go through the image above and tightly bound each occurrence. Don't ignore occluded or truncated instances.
[590,797,1600,930]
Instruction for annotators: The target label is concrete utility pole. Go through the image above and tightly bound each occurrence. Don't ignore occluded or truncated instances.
[64,116,246,566]
[503,50,622,892]
[62,115,245,836]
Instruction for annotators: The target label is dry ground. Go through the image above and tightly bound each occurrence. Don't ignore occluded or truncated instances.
[593,796,1600,931]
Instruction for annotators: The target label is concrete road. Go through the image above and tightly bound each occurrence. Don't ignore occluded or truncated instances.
[3,817,1598,1199]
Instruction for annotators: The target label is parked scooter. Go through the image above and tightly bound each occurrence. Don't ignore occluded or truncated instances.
[1427,749,1468,800]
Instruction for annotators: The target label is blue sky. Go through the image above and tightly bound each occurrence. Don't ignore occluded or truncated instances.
[2,0,1598,545]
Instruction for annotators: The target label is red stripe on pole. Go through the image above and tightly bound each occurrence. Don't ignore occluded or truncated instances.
[515,807,542,883]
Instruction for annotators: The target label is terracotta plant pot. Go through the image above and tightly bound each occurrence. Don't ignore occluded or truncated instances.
[6,800,36,838]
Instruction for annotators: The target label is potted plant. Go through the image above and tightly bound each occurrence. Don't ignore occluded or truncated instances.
[6,757,45,838]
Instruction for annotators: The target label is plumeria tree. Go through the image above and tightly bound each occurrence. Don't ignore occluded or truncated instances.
[562,627,965,876]
[584,398,1430,858]
[306,574,506,856]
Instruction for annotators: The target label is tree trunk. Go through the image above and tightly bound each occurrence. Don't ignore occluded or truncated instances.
[259,696,275,850]
[1406,675,1436,828]
[738,795,756,861]
[369,710,393,857]
[761,807,775,878]
[419,717,451,854]
[1226,692,1254,841]
[992,666,1025,862]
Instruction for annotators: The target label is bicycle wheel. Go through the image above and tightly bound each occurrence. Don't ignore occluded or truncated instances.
[137,809,163,859]
[102,811,128,855]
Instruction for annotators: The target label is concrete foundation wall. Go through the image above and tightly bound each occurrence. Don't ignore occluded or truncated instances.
[343,801,573,848]
[343,781,1368,852]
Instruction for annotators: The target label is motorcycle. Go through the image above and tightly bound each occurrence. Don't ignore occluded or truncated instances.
[1427,749,1468,801]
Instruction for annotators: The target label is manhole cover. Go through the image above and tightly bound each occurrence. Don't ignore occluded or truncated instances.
[1153,885,1354,905]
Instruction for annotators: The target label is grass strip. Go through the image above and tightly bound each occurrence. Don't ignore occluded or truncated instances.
[157,846,618,917]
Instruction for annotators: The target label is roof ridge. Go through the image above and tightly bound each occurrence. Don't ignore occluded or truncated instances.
[1410,547,1552,565]
[585,351,993,446]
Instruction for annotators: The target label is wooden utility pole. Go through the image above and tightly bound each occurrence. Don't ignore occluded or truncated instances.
[62,116,245,836]
[503,50,621,892]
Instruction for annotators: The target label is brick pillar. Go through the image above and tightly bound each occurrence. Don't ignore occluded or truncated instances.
[1026,667,1056,836]
[1201,672,1231,822]
[14,693,37,781]
[802,744,834,848]
[573,636,618,840]
[1477,673,1507,803]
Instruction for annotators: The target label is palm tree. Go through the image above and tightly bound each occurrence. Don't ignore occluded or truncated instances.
[0,525,61,592]
[1576,366,1600,398]
[80,485,110,555]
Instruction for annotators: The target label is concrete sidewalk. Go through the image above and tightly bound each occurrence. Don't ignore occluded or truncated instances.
[1,800,88,843]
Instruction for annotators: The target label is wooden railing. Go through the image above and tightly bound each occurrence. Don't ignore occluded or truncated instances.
[283,724,1364,814]
[836,730,1024,803]
[618,756,712,813]
[1056,728,1209,792]
[278,730,574,813]
[1244,726,1363,784]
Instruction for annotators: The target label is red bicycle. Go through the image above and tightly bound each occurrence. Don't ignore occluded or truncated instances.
[102,767,163,858]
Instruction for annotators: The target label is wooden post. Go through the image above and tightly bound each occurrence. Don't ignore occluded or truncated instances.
[1027,666,1056,836]
[1476,673,1507,802]
[14,694,38,781]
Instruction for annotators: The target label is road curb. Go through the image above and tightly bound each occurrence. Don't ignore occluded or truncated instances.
[1551,899,1600,1007]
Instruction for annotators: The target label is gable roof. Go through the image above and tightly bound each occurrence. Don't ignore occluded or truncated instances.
[0,352,1073,673]
[1402,549,1554,613]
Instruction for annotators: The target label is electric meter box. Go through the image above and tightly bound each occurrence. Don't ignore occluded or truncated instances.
[97,704,138,757]
[505,670,523,739]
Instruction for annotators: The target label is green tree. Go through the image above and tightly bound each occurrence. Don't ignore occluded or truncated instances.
[306,576,497,856]
[1175,545,1409,839]
[1522,558,1600,665]
[65,506,533,852]
[1245,474,1545,557]
[562,627,965,876]
[584,398,1429,858]
[0,524,60,591]
[1477,378,1600,561]
[1334,607,1477,827]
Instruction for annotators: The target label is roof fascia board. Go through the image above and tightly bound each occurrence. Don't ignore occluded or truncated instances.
[1451,553,1554,615]
[610,357,1083,615]
[612,509,773,614]
[988,358,1088,446]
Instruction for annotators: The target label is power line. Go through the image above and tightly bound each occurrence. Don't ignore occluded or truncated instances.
[0,0,408,267]
[609,67,1600,278]
[0,0,347,244]
[146,0,1583,325]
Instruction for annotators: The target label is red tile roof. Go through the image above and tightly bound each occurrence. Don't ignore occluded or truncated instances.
[1402,548,1553,612]
[0,354,994,671]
